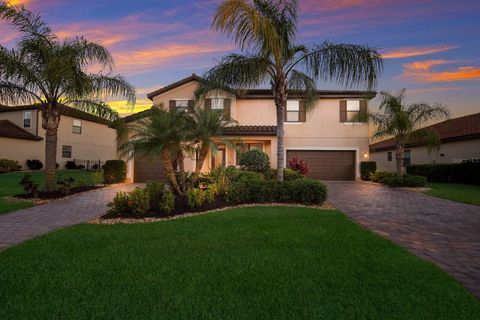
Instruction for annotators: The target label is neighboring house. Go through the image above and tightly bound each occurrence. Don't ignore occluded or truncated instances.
[0,105,117,169]
[370,112,480,172]
[123,74,375,182]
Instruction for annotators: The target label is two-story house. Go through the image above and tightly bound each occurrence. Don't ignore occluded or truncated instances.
[123,74,375,182]
[0,104,117,169]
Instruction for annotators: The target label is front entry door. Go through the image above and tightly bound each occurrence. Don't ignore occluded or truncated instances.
[212,148,226,168]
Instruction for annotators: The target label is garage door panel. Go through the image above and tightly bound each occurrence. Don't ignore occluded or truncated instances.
[134,156,166,183]
[286,150,356,180]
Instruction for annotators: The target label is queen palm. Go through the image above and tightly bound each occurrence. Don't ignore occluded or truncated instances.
[196,0,383,181]
[0,4,135,191]
[370,89,449,175]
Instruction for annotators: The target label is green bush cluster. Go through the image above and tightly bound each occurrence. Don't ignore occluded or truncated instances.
[108,183,175,216]
[370,171,426,188]
[19,174,39,197]
[407,162,480,185]
[239,149,270,174]
[103,160,126,184]
[187,185,218,208]
[227,176,327,205]
[26,159,43,170]
[0,159,21,173]
[266,168,304,181]
[360,161,377,181]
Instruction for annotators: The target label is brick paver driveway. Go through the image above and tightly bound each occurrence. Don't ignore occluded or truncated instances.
[0,184,140,251]
[325,181,480,298]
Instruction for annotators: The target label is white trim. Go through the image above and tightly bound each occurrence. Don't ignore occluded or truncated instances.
[284,147,360,178]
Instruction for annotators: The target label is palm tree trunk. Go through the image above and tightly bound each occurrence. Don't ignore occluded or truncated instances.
[42,105,61,192]
[176,149,186,193]
[161,150,182,195]
[191,144,210,187]
[273,76,287,182]
[395,145,404,176]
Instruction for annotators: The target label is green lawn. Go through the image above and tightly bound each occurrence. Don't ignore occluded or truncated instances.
[0,170,101,215]
[426,182,480,206]
[1,207,478,319]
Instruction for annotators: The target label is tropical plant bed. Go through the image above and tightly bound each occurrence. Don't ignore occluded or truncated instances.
[14,185,103,200]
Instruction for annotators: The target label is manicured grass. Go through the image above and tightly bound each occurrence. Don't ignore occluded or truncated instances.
[426,182,480,206]
[0,198,33,215]
[0,169,101,197]
[1,207,478,319]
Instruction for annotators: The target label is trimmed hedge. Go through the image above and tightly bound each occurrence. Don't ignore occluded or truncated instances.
[26,159,43,170]
[381,174,427,188]
[360,161,377,181]
[227,177,327,205]
[407,162,480,185]
[103,160,126,184]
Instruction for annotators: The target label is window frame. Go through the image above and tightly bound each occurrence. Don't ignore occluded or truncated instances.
[210,98,225,111]
[286,100,300,122]
[403,150,411,167]
[235,143,263,165]
[62,145,72,159]
[387,151,392,162]
[23,111,32,129]
[72,119,82,134]
[346,100,361,123]
[175,100,189,113]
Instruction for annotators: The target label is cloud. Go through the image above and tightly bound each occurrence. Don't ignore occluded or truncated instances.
[382,45,458,59]
[402,59,480,82]
[112,43,233,75]
[5,0,31,5]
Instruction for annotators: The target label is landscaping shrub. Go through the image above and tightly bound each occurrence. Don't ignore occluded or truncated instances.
[204,184,217,204]
[266,168,304,181]
[56,176,75,195]
[288,158,310,176]
[160,189,175,214]
[26,159,43,170]
[369,171,396,183]
[201,166,231,196]
[360,161,377,181]
[0,159,21,173]
[234,170,265,182]
[19,174,39,197]
[65,160,77,170]
[103,160,126,184]
[239,149,270,174]
[187,188,206,208]
[407,162,480,185]
[107,187,149,216]
[381,174,427,188]
[227,178,327,205]
[145,181,165,212]
[76,165,85,170]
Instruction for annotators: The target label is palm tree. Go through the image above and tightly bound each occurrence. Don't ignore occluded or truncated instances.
[196,0,383,181]
[189,107,237,186]
[120,106,191,195]
[370,89,450,175]
[0,4,135,191]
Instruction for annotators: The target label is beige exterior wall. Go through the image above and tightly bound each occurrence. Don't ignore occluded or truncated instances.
[371,139,480,172]
[0,110,117,169]
[128,79,370,179]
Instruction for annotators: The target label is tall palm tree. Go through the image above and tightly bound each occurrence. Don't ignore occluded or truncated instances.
[370,89,449,175]
[120,106,191,195]
[189,107,237,186]
[196,0,383,181]
[0,4,135,191]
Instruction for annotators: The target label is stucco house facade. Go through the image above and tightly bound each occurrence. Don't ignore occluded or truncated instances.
[0,105,117,169]
[370,112,480,172]
[123,74,375,182]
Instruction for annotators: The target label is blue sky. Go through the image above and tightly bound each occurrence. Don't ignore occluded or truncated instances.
[1,0,480,116]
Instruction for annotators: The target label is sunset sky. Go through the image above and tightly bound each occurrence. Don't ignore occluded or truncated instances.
[1,0,479,117]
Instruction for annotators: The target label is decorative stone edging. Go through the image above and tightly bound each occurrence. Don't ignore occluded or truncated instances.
[88,202,336,225]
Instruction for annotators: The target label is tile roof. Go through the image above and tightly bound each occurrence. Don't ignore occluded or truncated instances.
[222,125,277,136]
[0,104,112,125]
[146,74,377,100]
[0,120,43,141]
[370,112,480,152]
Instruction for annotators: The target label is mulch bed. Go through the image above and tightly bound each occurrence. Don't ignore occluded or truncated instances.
[14,186,103,201]
[94,197,335,225]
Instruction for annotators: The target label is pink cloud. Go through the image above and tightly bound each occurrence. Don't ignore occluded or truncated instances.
[382,46,458,59]
[402,60,480,82]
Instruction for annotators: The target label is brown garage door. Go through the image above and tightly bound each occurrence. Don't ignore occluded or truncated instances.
[286,150,356,180]
[134,155,166,183]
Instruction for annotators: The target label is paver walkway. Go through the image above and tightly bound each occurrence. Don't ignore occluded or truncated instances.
[0,184,140,251]
[325,181,480,298]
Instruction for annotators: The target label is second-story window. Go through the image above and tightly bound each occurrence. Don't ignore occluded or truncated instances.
[211,98,224,111]
[346,100,361,122]
[175,100,189,113]
[286,100,300,122]
[73,119,82,134]
[23,111,32,128]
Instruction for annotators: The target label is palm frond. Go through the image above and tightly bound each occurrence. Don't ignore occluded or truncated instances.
[88,74,136,105]
[0,80,41,104]
[65,99,119,121]
[410,128,441,153]
[288,70,317,109]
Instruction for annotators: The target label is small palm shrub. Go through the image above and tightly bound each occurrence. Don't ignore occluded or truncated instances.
[288,158,310,176]
[26,159,43,170]
[19,174,39,197]
[239,149,270,174]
